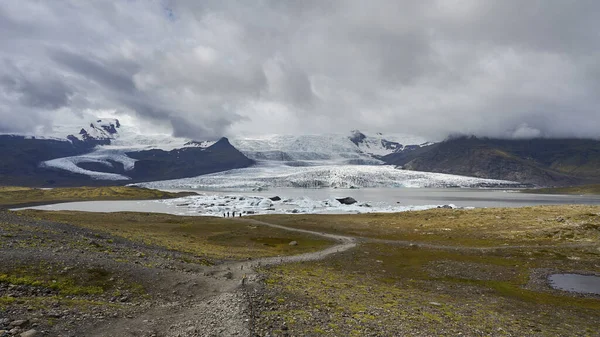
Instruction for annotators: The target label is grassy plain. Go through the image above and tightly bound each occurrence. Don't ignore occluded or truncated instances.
[254,206,600,336]
[15,210,333,260]
[0,186,195,208]
[255,205,600,246]
[3,185,600,335]
[526,184,600,195]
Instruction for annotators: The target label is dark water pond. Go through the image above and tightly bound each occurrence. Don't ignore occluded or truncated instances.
[548,273,600,295]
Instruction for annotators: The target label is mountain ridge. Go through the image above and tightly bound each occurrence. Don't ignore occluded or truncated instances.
[382,136,600,186]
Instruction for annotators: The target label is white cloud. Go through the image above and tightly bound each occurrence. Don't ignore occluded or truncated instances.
[0,0,599,140]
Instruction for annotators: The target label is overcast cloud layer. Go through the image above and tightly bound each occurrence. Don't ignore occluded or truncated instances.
[1,0,599,140]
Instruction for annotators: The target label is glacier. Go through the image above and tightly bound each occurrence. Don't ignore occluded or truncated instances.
[138,163,521,190]
[39,118,216,180]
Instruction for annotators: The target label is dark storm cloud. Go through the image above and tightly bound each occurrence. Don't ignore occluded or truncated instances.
[0,60,73,110]
[0,0,599,139]
[49,49,137,94]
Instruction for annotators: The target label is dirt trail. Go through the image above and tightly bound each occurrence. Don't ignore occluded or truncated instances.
[9,212,589,337]
[87,216,597,336]
[85,218,357,337]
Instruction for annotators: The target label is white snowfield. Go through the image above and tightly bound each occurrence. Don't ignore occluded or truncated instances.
[229,131,431,162]
[154,194,459,217]
[139,163,520,190]
[40,149,136,181]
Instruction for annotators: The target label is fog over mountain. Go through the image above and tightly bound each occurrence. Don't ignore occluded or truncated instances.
[1,1,599,140]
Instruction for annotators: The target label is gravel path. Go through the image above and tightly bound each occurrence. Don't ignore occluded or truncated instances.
[0,212,356,337]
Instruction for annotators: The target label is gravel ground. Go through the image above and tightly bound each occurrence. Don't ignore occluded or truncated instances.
[0,212,354,337]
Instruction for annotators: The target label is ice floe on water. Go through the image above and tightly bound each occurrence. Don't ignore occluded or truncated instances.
[139,164,522,190]
[156,193,458,216]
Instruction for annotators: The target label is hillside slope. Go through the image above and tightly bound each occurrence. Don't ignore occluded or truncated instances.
[383,137,600,186]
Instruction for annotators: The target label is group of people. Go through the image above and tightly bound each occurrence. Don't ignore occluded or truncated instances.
[223,211,242,218]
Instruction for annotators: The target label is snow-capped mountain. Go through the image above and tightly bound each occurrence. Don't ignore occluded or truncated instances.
[53,118,215,151]
[229,130,431,165]
[349,130,433,157]
[0,118,252,185]
[34,118,222,180]
[66,119,120,144]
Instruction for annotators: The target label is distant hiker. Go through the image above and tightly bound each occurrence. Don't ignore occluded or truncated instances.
[223,213,226,218]
[233,211,236,217]
[227,211,230,217]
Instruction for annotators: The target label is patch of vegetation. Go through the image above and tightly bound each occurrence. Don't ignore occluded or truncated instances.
[0,263,137,297]
[0,186,196,208]
[258,242,600,336]
[255,205,600,246]
[17,210,334,260]
[526,184,600,195]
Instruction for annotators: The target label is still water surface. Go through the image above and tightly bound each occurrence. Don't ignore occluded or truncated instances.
[14,188,600,215]
[548,274,600,295]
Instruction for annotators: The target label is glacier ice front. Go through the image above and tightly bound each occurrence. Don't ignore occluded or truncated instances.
[139,163,522,190]
[157,193,457,216]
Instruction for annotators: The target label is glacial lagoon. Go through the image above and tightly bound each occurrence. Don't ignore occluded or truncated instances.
[15,187,600,216]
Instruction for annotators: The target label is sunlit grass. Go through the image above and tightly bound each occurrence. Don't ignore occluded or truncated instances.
[15,210,334,260]
[0,186,195,207]
[254,205,600,246]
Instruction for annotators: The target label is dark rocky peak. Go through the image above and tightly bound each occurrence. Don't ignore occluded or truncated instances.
[349,130,367,146]
[380,139,403,151]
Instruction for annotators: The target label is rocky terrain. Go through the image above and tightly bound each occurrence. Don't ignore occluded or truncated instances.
[0,207,347,337]
[2,202,600,336]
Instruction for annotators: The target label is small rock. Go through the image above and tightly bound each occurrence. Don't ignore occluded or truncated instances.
[429,302,442,307]
[19,329,39,337]
[9,320,28,328]
[269,196,281,201]
[336,197,357,205]
[437,205,453,209]
[288,241,298,246]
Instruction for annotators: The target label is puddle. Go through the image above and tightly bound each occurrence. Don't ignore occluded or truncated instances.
[548,273,600,295]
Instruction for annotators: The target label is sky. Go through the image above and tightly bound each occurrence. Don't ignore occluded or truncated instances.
[1,0,599,141]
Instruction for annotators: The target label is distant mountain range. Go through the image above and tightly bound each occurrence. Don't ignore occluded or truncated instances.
[382,136,600,186]
[0,119,253,186]
[2,119,599,187]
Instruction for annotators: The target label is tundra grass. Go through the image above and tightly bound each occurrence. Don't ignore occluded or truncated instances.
[258,242,600,336]
[254,206,600,336]
[0,186,195,208]
[526,184,600,195]
[15,210,333,260]
[254,205,600,247]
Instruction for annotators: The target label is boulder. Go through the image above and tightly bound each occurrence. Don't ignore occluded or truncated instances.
[437,205,453,209]
[20,330,40,337]
[269,196,282,201]
[289,241,298,246]
[336,197,357,205]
